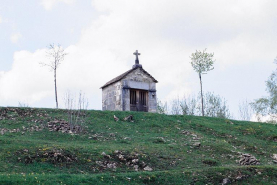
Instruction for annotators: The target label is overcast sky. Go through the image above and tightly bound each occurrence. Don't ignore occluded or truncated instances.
[1,0,277,119]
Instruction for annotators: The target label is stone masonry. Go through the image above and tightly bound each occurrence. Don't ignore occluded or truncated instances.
[101,50,158,112]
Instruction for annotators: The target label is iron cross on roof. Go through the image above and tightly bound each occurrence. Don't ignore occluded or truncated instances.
[133,50,140,64]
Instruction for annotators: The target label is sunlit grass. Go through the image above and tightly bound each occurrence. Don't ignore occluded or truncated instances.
[0,107,277,184]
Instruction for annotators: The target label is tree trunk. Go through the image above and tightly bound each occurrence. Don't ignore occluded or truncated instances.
[199,73,204,116]
[54,69,58,109]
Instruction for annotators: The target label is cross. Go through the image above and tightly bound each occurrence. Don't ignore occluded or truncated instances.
[133,50,140,64]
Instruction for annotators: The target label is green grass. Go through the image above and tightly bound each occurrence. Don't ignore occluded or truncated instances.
[0,107,277,184]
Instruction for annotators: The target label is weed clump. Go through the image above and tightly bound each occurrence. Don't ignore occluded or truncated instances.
[47,120,83,134]
[202,158,218,166]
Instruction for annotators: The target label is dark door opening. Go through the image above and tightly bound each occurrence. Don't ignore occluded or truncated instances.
[130,89,148,112]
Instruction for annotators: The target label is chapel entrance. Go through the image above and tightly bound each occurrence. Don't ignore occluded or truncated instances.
[130,89,148,112]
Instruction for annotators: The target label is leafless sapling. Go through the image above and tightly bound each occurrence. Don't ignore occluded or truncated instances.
[41,44,67,109]
[171,96,182,115]
[238,99,253,121]
[64,91,89,132]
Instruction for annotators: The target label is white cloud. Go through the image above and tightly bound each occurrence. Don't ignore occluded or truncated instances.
[0,16,2,24]
[10,33,22,43]
[1,0,277,114]
[0,49,52,105]
[41,0,75,10]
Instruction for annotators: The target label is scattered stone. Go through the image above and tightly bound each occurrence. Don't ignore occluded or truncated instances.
[134,165,139,171]
[47,120,82,134]
[181,130,191,135]
[143,166,153,171]
[102,152,111,159]
[106,162,117,169]
[236,175,243,180]
[113,115,119,122]
[222,178,231,185]
[235,174,249,181]
[118,154,124,160]
[272,154,277,163]
[91,134,101,140]
[109,133,116,137]
[124,115,134,122]
[193,142,201,148]
[238,153,260,165]
[95,150,148,171]
[17,148,77,164]
[0,107,48,120]
[153,137,166,143]
[0,128,8,135]
[132,159,139,163]
[124,137,131,140]
[96,161,117,169]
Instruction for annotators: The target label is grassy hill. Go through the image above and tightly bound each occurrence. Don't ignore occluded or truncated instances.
[0,107,277,184]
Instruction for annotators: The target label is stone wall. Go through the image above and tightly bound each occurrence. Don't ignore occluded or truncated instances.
[102,81,122,111]
[122,68,156,91]
[102,68,157,112]
[122,68,157,112]
[122,88,130,111]
[148,90,157,113]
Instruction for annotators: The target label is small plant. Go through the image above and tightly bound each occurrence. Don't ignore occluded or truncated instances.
[152,137,166,143]
[169,92,231,118]
[157,100,168,114]
[64,91,88,132]
[18,102,29,108]
[202,158,218,166]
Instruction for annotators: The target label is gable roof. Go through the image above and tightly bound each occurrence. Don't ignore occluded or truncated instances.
[100,67,158,89]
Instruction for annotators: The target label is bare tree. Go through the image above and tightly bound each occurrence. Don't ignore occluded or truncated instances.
[64,91,89,132]
[190,49,215,116]
[238,99,253,121]
[41,44,67,108]
[171,96,182,115]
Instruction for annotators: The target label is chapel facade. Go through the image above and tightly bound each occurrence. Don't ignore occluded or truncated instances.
[101,50,158,112]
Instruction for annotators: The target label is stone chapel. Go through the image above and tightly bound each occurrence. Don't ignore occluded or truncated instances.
[101,50,158,112]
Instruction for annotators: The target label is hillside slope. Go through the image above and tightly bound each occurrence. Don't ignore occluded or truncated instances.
[0,107,277,184]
